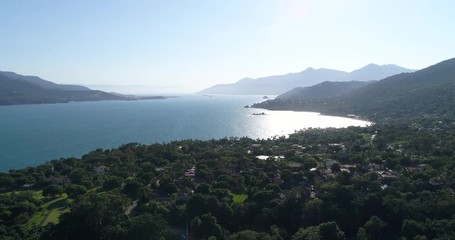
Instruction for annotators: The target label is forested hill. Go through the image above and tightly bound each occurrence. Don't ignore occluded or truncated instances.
[253,57,455,120]
[277,81,374,100]
[0,71,126,105]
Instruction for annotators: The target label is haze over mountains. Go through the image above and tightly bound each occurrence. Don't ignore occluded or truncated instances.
[0,71,90,91]
[0,71,127,105]
[0,61,422,108]
[252,57,455,120]
[199,64,414,95]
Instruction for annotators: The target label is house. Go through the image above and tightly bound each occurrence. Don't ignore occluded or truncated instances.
[328,143,346,152]
[340,164,357,173]
[369,163,385,171]
[256,155,285,161]
[288,162,302,169]
[184,166,196,177]
[291,144,306,150]
[379,171,400,184]
[319,168,335,180]
[256,155,270,160]
[95,165,109,174]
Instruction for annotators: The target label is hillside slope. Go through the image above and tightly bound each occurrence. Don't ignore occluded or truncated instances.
[253,58,455,120]
[277,81,373,100]
[0,71,125,105]
[0,71,90,91]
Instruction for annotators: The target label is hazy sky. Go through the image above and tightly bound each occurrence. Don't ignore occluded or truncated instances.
[1,0,454,93]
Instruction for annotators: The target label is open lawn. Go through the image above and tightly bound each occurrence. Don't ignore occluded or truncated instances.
[42,207,70,225]
[232,194,248,204]
[27,193,69,227]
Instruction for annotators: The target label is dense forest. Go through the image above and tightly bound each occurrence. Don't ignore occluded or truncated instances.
[1,115,455,239]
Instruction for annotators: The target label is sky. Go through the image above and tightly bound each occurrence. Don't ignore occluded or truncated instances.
[1,0,455,94]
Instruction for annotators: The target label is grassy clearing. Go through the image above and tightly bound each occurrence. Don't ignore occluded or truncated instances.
[42,207,70,225]
[232,194,248,204]
[27,211,47,227]
[41,194,68,209]
[27,193,69,227]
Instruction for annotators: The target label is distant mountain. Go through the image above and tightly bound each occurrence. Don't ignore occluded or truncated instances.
[342,64,412,81]
[0,71,90,91]
[0,71,126,105]
[199,64,413,95]
[277,81,374,100]
[252,58,455,120]
[199,68,347,95]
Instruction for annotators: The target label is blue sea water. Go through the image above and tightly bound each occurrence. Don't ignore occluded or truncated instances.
[0,95,370,171]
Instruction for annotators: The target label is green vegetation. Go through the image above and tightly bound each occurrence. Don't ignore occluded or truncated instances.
[253,58,455,121]
[232,194,248,204]
[26,193,69,228]
[1,118,455,239]
[277,81,373,101]
[0,58,454,239]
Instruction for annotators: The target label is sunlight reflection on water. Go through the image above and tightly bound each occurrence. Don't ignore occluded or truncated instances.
[0,95,371,171]
[245,109,371,138]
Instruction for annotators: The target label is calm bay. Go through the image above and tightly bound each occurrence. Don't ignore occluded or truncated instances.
[0,95,370,171]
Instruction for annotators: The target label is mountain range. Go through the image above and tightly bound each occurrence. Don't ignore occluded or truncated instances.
[0,71,127,105]
[252,57,455,120]
[199,64,414,95]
